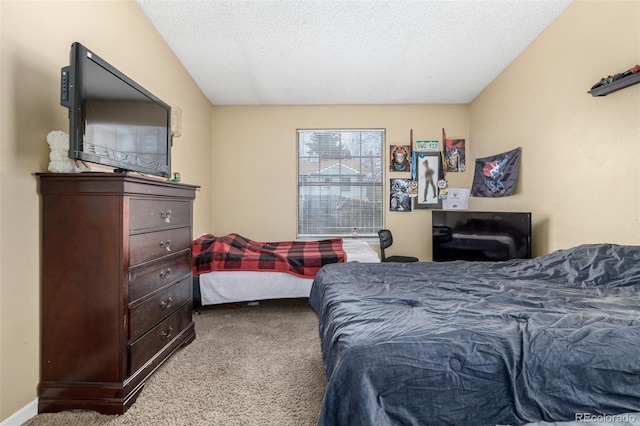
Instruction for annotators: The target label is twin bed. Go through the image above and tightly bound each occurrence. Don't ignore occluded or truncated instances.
[192,234,379,305]
[309,243,640,425]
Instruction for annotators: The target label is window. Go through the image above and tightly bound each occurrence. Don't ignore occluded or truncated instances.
[297,129,384,238]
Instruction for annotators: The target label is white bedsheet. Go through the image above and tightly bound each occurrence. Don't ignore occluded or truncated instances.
[199,239,379,305]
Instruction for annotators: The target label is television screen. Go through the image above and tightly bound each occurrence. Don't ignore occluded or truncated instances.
[432,211,532,262]
[61,42,171,177]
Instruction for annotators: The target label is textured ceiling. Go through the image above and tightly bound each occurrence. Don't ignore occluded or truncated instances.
[136,0,573,105]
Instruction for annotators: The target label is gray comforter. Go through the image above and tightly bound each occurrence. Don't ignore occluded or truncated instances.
[309,244,640,425]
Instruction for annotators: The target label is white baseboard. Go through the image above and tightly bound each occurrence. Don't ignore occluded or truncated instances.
[1,399,37,426]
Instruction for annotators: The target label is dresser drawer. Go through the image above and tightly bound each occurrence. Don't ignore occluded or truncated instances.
[129,277,192,341]
[129,199,191,231]
[129,250,191,303]
[129,227,192,267]
[129,303,192,374]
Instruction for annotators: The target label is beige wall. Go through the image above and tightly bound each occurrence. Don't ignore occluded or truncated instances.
[211,104,469,259]
[0,0,213,420]
[470,0,640,255]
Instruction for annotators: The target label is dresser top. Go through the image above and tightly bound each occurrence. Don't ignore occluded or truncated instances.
[37,172,199,198]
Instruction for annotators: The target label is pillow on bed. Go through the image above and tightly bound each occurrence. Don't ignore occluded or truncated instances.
[532,243,640,288]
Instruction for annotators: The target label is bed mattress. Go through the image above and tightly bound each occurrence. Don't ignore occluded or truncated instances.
[200,239,379,305]
[309,244,640,425]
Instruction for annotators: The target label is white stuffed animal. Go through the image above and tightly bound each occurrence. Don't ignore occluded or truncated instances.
[47,131,91,173]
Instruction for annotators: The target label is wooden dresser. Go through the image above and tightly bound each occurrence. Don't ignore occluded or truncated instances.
[37,173,199,414]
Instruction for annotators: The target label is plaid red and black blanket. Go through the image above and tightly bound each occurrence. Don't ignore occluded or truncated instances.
[192,233,346,278]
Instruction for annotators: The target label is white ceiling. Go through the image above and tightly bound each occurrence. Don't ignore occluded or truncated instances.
[136,0,573,106]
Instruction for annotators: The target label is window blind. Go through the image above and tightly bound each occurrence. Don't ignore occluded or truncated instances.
[297,129,384,238]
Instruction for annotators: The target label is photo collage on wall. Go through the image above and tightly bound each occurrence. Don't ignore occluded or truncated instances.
[388,129,466,212]
[388,128,522,211]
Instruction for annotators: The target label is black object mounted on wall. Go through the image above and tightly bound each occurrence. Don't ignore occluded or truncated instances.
[588,64,640,97]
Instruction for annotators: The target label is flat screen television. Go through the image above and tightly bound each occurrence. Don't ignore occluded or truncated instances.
[60,42,171,177]
[432,211,532,262]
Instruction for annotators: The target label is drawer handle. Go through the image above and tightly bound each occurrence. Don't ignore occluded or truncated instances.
[160,239,171,251]
[159,268,172,278]
[160,297,173,309]
[160,209,172,223]
[161,326,174,340]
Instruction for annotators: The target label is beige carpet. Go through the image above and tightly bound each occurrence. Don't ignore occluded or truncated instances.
[23,299,327,426]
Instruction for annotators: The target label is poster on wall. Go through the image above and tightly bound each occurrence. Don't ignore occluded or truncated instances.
[442,128,465,172]
[415,152,442,209]
[389,178,413,212]
[389,145,411,172]
[471,147,522,197]
[445,138,466,172]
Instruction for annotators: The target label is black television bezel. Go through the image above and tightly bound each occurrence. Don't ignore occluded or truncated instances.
[432,210,532,262]
[61,42,171,178]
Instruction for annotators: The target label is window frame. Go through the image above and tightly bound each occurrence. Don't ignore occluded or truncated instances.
[296,128,385,240]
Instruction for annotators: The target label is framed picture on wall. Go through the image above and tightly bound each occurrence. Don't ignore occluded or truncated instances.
[415,152,442,209]
[445,138,466,172]
[389,178,413,212]
[389,145,411,172]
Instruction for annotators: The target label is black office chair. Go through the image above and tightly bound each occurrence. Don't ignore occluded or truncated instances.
[378,229,419,262]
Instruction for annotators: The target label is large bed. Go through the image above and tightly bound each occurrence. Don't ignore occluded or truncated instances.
[193,234,379,305]
[309,244,640,425]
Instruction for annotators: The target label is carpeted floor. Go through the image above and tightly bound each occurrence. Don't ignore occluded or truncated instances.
[23,299,327,426]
